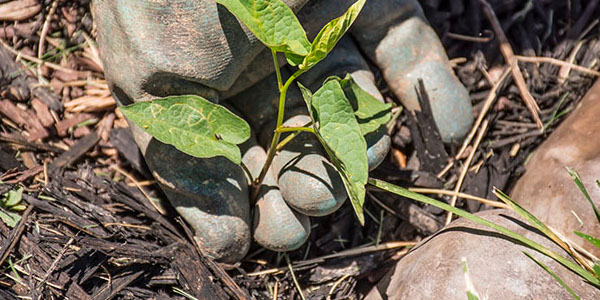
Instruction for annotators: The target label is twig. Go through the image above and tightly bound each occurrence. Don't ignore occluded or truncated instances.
[438,67,511,178]
[366,190,400,217]
[43,159,48,186]
[103,223,151,230]
[408,188,509,209]
[445,120,489,225]
[515,55,600,78]
[286,254,306,300]
[558,41,584,84]
[247,241,414,276]
[326,274,352,300]
[40,234,75,285]
[38,0,59,59]
[478,0,542,128]
[81,31,104,72]
[272,281,278,300]
[488,130,543,149]
[0,38,85,75]
[456,68,511,159]
[446,30,494,43]
[110,165,166,215]
[0,205,33,268]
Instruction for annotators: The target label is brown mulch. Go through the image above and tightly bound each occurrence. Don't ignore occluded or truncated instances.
[0,0,599,299]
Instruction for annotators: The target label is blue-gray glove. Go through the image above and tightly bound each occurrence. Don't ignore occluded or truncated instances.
[93,0,473,263]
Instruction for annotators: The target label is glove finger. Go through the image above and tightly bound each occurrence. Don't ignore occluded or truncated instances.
[229,83,348,217]
[273,114,348,216]
[241,137,311,252]
[350,0,474,143]
[129,123,251,263]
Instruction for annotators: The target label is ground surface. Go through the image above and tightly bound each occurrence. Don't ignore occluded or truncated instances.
[0,0,599,299]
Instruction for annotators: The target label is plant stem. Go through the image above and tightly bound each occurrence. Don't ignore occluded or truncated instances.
[251,68,305,201]
[275,126,315,134]
[272,49,283,90]
[240,161,254,184]
[276,121,313,151]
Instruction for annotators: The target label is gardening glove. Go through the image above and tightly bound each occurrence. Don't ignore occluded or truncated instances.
[93,0,473,263]
[232,37,390,252]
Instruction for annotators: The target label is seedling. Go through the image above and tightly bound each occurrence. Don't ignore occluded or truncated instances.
[0,186,26,228]
[121,0,391,224]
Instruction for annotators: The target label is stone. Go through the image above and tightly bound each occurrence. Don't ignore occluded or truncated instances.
[511,79,600,257]
[365,209,600,300]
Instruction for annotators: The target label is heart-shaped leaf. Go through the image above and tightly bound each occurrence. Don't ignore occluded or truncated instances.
[333,74,392,135]
[121,95,250,164]
[304,80,368,224]
[215,0,311,64]
[299,0,366,71]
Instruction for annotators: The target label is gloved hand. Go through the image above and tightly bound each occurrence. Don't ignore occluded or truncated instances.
[93,0,473,263]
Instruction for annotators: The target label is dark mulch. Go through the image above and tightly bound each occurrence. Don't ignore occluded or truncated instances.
[0,0,599,299]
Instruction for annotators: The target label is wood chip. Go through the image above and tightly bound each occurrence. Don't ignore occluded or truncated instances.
[31,98,55,127]
[0,99,49,141]
[0,0,41,21]
[55,113,94,136]
[49,131,100,171]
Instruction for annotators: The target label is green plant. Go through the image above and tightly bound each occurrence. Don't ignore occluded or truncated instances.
[0,186,26,228]
[121,0,391,224]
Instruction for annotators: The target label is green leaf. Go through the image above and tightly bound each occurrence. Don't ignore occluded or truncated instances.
[0,209,20,228]
[297,82,314,120]
[121,95,250,164]
[574,231,600,249]
[309,80,368,224]
[215,0,310,63]
[368,178,600,288]
[4,187,23,207]
[337,75,392,135]
[524,252,581,300]
[299,0,366,70]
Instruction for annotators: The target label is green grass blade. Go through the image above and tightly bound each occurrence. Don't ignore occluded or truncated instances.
[524,252,581,300]
[574,231,600,249]
[568,168,600,225]
[367,178,600,287]
[494,189,568,250]
[593,264,600,278]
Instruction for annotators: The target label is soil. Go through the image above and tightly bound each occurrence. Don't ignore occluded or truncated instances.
[0,0,599,299]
